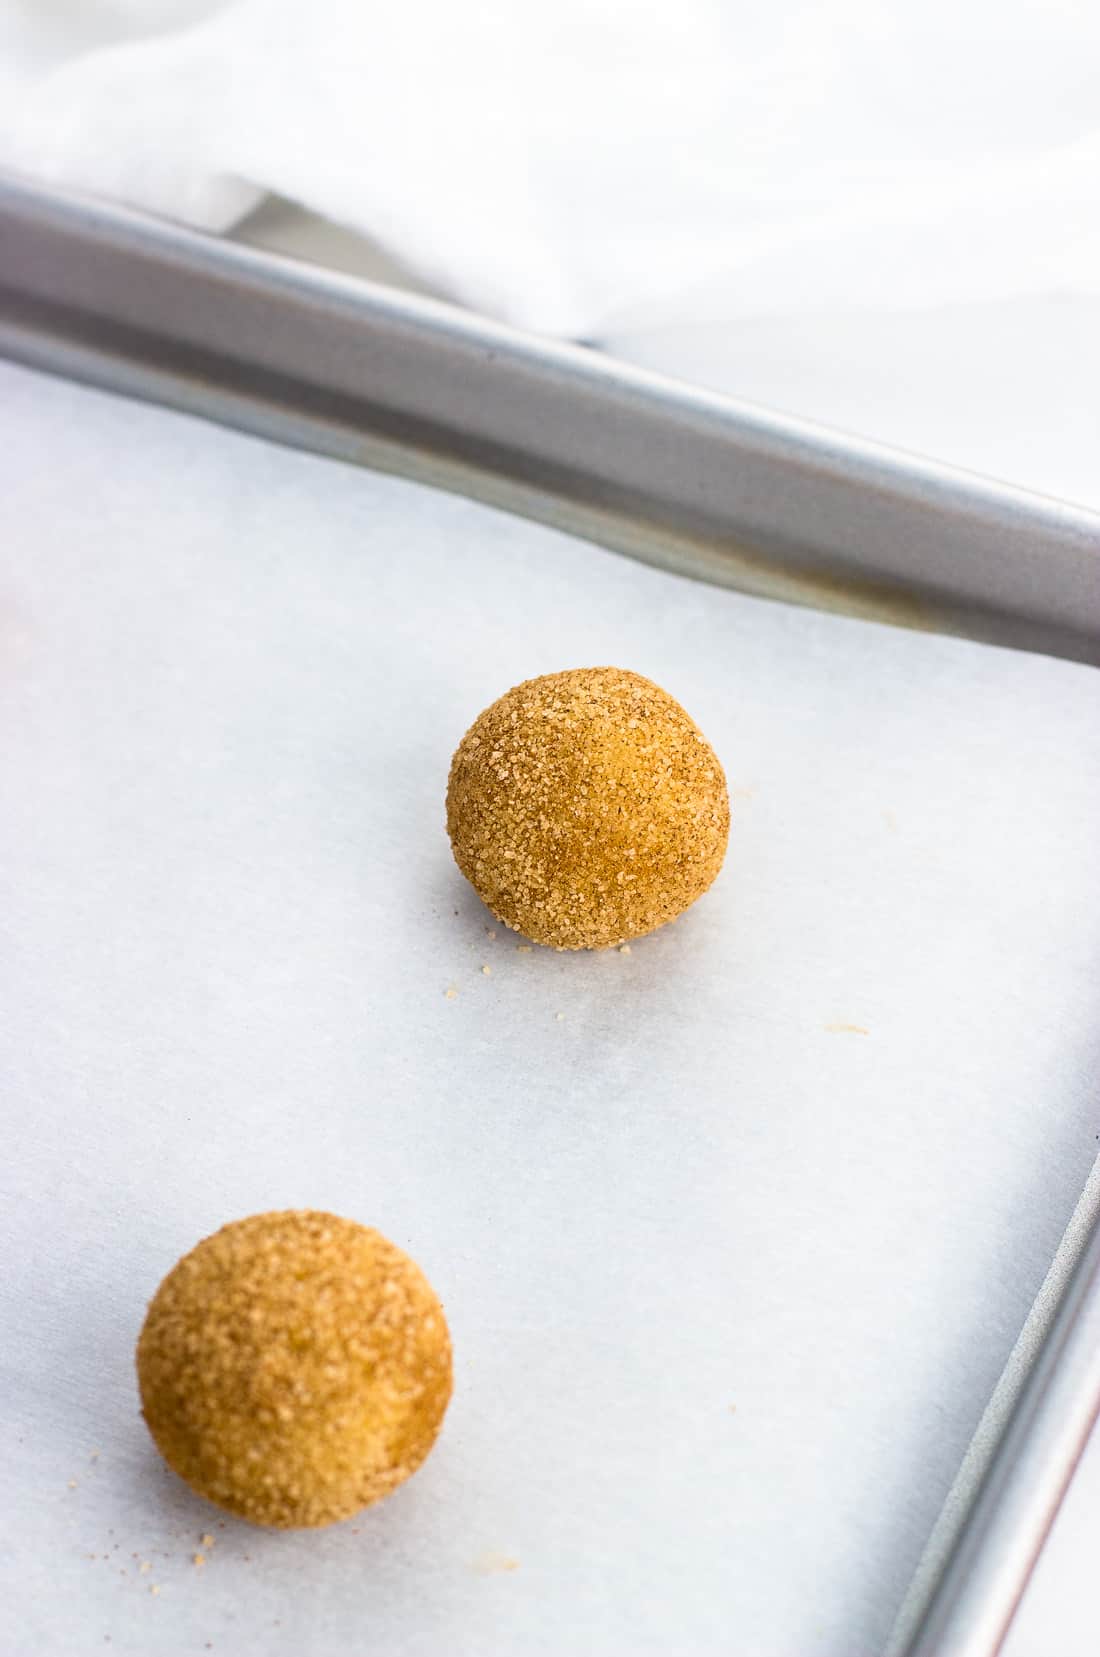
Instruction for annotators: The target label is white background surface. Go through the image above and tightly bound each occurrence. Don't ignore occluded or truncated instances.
[2,358,1100,1656]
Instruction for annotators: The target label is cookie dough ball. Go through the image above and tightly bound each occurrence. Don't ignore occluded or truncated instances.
[136,1211,452,1529]
[447,667,729,950]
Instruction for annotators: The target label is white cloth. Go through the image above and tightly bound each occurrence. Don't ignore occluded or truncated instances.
[2,0,1099,336]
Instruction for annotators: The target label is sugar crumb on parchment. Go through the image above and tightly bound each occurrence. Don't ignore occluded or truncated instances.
[473,1551,520,1574]
[824,1021,869,1035]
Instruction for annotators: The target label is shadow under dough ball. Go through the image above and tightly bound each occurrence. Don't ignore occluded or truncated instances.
[136,1210,452,1528]
[447,666,729,949]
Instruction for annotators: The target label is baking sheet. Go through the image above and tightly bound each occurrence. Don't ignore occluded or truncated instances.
[2,357,1100,1657]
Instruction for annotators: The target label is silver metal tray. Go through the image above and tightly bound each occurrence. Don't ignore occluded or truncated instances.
[3,172,1100,1657]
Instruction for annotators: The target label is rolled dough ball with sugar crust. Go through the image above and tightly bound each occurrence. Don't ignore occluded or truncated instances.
[446,666,729,949]
[136,1210,452,1529]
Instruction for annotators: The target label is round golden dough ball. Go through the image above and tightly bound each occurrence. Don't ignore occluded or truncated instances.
[136,1210,452,1529]
[446,666,729,950]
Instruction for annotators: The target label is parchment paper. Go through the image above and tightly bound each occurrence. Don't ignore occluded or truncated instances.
[2,358,1099,1657]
